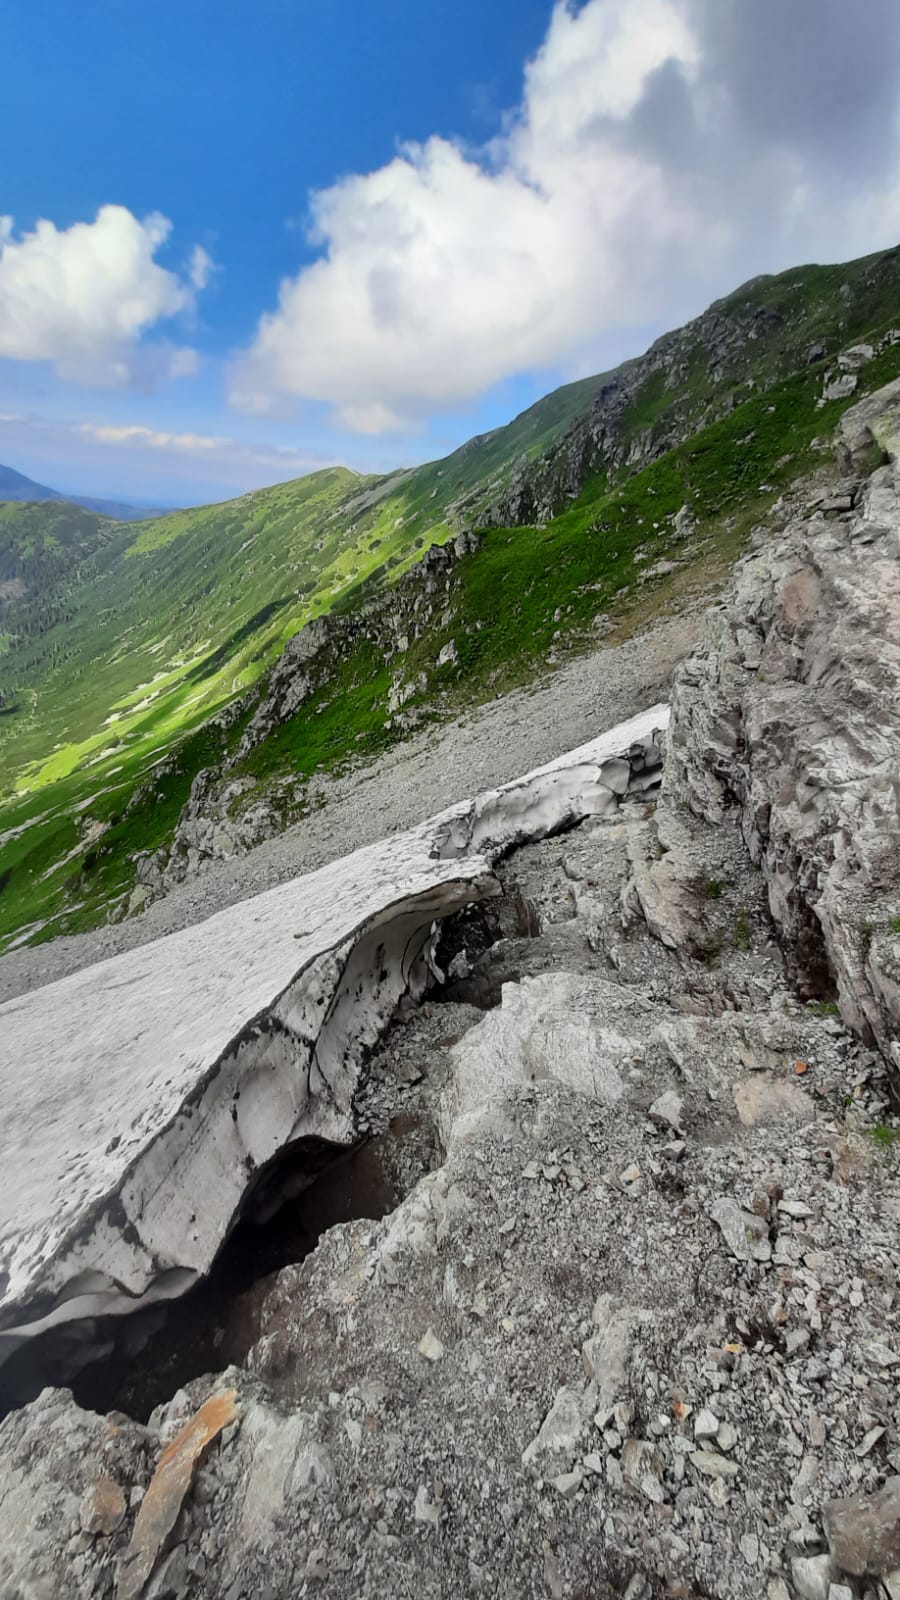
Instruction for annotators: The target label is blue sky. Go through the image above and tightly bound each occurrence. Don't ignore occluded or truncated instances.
[3,0,900,505]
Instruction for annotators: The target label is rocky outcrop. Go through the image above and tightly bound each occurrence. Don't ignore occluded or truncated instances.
[139,534,485,893]
[665,382,900,1076]
[488,296,798,529]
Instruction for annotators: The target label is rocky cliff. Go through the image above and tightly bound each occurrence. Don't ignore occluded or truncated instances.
[665,379,900,1074]
[486,273,900,532]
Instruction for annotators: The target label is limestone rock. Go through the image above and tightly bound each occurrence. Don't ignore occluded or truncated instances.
[668,383,900,1076]
[824,1476,900,1578]
[710,1197,772,1263]
[81,1476,127,1536]
[441,972,629,1147]
[0,1387,147,1594]
[522,1387,584,1467]
[581,1293,635,1407]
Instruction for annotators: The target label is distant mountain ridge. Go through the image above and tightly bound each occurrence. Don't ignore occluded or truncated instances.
[0,463,163,522]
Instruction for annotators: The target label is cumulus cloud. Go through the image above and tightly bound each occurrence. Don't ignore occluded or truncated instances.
[0,205,211,385]
[76,418,331,474]
[232,0,900,432]
[80,423,222,453]
[0,409,338,502]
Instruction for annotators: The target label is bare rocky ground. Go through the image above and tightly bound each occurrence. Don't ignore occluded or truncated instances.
[2,780,897,1600]
[1,386,899,1599]
[0,611,694,1005]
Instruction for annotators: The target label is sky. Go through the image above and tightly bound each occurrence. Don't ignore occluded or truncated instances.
[3,0,900,507]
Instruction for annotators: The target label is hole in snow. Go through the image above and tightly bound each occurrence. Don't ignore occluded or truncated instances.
[429,883,543,1011]
[0,1118,427,1424]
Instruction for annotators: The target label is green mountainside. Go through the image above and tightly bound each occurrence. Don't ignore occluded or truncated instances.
[2,243,900,950]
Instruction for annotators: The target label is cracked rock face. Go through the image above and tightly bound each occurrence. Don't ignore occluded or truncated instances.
[667,382,900,1076]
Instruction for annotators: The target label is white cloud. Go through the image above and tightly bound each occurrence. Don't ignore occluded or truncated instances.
[0,407,342,503]
[231,0,900,433]
[76,417,331,473]
[189,244,215,291]
[80,423,220,453]
[0,205,208,385]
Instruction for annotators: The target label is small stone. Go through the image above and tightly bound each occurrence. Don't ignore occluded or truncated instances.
[809,1415,827,1448]
[523,1388,584,1467]
[791,1553,833,1600]
[779,1199,813,1219]
[856,1426,884,1457]
[582,1453,605,1475]
[690,1451,738,1479]
[551,1470,582,1498]
[649,1090,684,1131]
[418,1328,444,1362]
[786,1329,810,1355]
[622,1439,665,1503]
[414,1485,441,1525]
[768,1582,791,1600]
[613,1401,635,1433]
[694,1409,720,1440]
[619,1163,641,1189]
[80,1477,127,1536]
[740,1533,760,1566]
[306,1546,330,1582]
[717,1422,738,1452]
[543,1543,563,1600]
[828,1587,853,1600]
[711,1196,772,1263]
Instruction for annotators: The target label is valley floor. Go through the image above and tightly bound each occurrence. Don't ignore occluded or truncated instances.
[0,611,694,1004]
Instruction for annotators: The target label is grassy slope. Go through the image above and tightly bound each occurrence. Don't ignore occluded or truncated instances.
[2,244,900,949]
[0,370,612,804]
[234,335,900,791]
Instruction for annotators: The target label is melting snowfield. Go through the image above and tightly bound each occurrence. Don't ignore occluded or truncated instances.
[0,709,666,1381]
